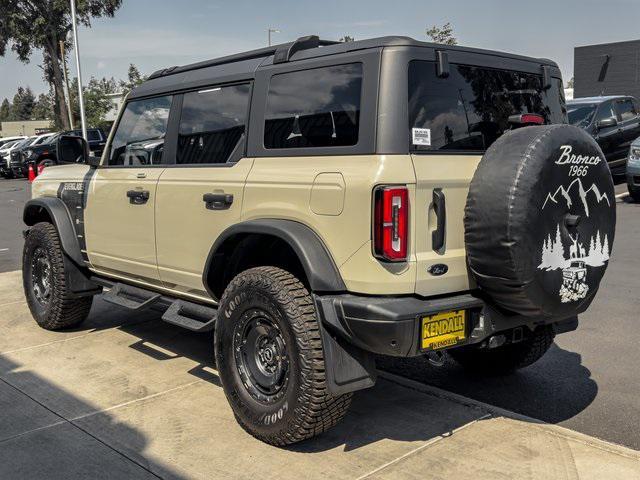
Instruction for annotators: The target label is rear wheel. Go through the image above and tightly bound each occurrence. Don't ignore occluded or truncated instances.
[23,222,93,330]
[628,184,640,202]
[448,325,555,375]
[215,266,352,445]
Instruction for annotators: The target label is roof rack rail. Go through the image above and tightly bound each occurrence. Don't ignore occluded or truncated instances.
[148,35,340,80]
[273,35,340,64]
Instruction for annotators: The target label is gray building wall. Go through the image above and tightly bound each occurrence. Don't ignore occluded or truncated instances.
[574,40,640,99]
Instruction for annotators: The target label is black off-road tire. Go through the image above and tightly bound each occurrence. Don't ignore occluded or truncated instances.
[629,185,640,203]
[448,326,555,375]
[23,222,93,330]
[215,266,352,446]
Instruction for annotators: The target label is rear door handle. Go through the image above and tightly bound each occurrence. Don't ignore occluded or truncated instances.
[126,190,150,205]
[432,188,446,253]
[203,192,234,210]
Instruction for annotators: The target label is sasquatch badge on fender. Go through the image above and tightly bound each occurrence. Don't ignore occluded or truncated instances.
[464,125,616,319]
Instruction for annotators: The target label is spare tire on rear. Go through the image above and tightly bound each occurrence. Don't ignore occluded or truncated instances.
[465,125,616,318]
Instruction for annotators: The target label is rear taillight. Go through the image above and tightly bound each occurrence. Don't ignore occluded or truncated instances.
[373,186,409,262]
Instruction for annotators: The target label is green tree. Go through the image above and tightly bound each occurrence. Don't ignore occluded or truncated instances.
[68,76,119,129]
[340,35,355,42]
[426,22,457,45]
[0,0,123,130]
[0,99,12,122]
[11,86,35,120]
[32,92,53,119]
[566,77,575,88]
[119,64,146,94]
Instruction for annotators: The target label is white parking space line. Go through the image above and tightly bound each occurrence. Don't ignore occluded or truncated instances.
[615,192,628,199]
[0,248,8,252]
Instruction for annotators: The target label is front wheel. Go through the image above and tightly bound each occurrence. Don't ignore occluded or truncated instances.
[23,222,94,330]
[215,266,352,446]
[629,184,640,202]
[448,325,555,375]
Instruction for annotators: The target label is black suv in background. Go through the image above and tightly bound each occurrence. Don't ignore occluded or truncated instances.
[567,95,640,175]
[11,128,107,177]
[67,128,107,156]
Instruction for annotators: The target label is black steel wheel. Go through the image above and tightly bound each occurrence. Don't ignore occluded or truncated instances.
[233,308,290,404]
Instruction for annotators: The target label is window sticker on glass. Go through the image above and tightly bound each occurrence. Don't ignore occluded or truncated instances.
[412,128,431,146]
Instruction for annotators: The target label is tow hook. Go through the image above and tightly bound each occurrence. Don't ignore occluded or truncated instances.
[487,334,507,349]
[426,350,446,367]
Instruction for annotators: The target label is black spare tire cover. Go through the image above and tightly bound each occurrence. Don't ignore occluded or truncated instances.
[465,125,616,318]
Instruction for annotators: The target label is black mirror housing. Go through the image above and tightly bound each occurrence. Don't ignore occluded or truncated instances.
[56,135,89,165]
[597,117,618,129]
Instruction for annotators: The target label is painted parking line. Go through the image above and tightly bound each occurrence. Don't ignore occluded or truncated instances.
[615,192,628,199]
[0,248,8,252]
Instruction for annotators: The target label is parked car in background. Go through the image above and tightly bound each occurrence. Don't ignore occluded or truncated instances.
[2,136,42,178]
[0,135,27,149]
[567,95,640,175]
[0,139,27,177]
[627,137,640,201]
[67,128,107,156]
[9,133,59,177]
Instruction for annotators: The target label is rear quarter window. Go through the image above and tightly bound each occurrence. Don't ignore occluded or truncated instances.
[264,63,362,149]
[408,61,567,153]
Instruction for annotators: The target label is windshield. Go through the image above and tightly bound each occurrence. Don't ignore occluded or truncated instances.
[567,104,597,128]
[0,140,19,150]
[408,61,567,152]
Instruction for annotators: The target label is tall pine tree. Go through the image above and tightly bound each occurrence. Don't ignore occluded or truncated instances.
[11,87,35,120]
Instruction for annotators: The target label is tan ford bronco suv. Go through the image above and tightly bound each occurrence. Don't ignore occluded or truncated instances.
[22,36,616,446]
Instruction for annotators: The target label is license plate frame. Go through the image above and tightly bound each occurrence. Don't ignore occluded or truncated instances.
[420,310,467,351]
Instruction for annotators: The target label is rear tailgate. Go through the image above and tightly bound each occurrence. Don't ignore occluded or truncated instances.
[411,153,481,296]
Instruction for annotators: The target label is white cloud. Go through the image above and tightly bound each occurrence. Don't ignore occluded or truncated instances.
[97,61,107,69]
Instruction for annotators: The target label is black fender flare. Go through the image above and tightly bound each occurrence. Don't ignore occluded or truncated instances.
[23,197,84,266]
[203,219,346,297]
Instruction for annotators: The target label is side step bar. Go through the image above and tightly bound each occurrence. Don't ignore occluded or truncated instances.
[94,278,217,333]
[102,283,161,310]
[161,300,217,332]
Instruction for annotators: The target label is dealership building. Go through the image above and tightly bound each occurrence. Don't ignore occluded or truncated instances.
[574,39,640,99]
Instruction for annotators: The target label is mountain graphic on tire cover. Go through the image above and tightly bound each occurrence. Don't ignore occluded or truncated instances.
[464,125,616,318]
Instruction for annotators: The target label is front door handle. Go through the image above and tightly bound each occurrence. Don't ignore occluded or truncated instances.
[126,189,150,205]
[203,192,234,210]
[432,188,446,253]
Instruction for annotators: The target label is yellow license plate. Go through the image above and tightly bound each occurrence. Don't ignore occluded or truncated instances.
[421,310,466,351]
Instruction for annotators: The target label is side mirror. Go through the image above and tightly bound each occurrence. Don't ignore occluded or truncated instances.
[56,135,88,165]
[597,117,618,130]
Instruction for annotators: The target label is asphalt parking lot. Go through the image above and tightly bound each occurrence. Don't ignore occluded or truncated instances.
[0,176,639,461]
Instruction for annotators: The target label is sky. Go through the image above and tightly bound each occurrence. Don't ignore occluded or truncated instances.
[1,0,639,101]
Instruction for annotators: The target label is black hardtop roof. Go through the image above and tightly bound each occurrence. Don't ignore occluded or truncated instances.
[130,35,559,100]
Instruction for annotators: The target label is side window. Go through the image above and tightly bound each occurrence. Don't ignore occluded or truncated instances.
[177,84,250,165]
[615,99,637,122]
[108,95,172,166]
[264,63,362,149]
[596,102,616,123]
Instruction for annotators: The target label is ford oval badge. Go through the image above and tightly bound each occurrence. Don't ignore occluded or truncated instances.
[428,264,448,276]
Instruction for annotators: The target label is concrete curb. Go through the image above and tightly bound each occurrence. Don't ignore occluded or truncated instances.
[378,371,640,461]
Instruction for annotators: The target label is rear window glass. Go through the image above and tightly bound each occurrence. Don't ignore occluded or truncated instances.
[408,61,567,152]
[615,99,638,121]
[264,63,362,149]
[177,84,250,164]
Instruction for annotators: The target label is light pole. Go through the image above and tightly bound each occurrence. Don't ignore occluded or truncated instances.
[70,0,87,140]
[268,28,280,46]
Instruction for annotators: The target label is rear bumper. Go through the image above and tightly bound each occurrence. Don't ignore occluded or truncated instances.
[315,292,578,358]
